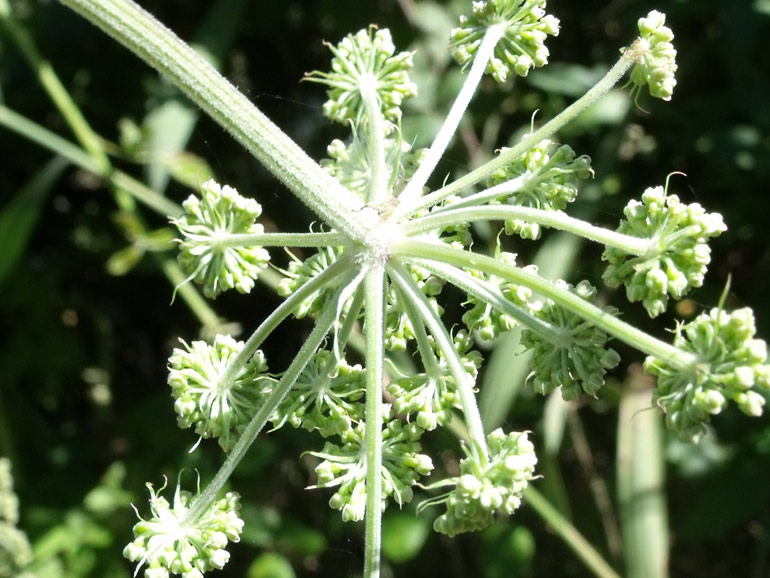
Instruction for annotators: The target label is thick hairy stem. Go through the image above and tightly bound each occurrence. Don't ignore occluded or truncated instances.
[213,231,348,250]
[363,266,386,578]
[58,0,372,241]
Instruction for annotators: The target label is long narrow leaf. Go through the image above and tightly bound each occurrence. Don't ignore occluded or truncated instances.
[0,156,67,287]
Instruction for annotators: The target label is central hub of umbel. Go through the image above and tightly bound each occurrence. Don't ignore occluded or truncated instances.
[355,205,403,266]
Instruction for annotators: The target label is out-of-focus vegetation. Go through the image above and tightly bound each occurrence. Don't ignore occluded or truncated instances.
[0,1,768,577]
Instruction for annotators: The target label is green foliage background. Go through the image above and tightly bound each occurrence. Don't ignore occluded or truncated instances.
[0,1,769,577]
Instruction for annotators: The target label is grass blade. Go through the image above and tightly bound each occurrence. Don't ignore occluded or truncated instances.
[617,367,669,578]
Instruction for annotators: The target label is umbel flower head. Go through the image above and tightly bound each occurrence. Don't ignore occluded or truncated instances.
[450,0,560,82]
[305,26,417,124]
[489,139,593,240]
[123,476,244,578]
[427,429,537,536]
[644,306,770,443]
[174,179,270,299]
[627,10,678,101]
[310,415,433,522]
[522,280,621,400]
[321,129,426,201]
[277,246,345,319]
[387,329,482,431]
[270,349,365,438]
[603,184,726,318]
[168,335,273,452]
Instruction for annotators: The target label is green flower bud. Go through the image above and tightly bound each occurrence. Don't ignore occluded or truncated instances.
[321,129,427,202]
[645,307,770,443]
[385,271,445,352]
[309,417,433,521]
[174,179,270,299]
[270,350,365,437]
[429,429,537,536]
[388,328,481,430]
[168,335,273,452]
[488,140,593,240]
[306,27,417,124]
[124,477,244,578]
[450,0,560,83]
[603,185,726,318]
[388,372,456,431]
[627,10,678,101]
[522,280,620,400]
[463,249,535,341]
[277,246,345,319]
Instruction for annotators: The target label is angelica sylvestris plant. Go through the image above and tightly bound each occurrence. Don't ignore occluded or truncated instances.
[54,0,770,576]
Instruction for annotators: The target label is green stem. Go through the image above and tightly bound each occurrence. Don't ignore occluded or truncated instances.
[58,0,372,241]
[0,1,111,177]
[397,24,505,207]
[396,286,442,377]
[218,255,354,389]
[212,231,348,249]
[0,2,149,217]
[395,50,637,219]
[403,205,650,255]
[426,172,529,210]
[524,486,623,578]
[393,240,695,369]
[0,104,228,331]
[185,266,360,523]
[0,105,182,218]
[361,75,388,206]
[321,287,365,379]
[387,261,488,456]
[363,266,386,578]
[159,258,221,331]
[336,287,365,354]
[617,381,668,578]
[410,257,563,343]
